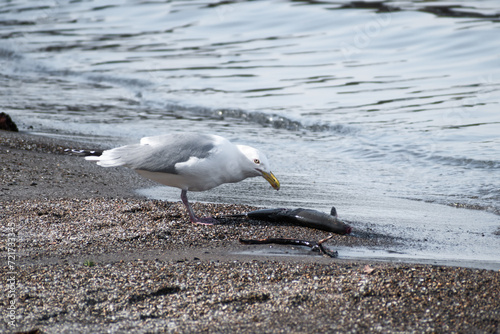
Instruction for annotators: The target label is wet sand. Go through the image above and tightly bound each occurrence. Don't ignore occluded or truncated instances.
[1,130,499,333]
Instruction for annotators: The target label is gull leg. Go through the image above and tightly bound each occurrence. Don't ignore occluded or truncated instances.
[180,190,217,225]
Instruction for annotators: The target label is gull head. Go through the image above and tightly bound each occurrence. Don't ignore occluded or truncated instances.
[237,145,280,190]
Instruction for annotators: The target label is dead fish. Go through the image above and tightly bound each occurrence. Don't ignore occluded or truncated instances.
[236,206,352,235]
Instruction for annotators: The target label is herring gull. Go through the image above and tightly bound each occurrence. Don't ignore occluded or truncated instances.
[85,133,280,224]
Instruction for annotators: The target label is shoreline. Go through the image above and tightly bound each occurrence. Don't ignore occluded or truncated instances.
[1,130,499,333]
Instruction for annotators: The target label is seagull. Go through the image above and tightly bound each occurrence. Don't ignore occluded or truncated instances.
[85,133,280,224]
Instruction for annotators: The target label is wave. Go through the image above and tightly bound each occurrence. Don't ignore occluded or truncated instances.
[427,154,500,170]
[160,103,359,135]
[293,0,500,20]
[1,45,357,136]
[4,44,497,172]
[0,46,151,88]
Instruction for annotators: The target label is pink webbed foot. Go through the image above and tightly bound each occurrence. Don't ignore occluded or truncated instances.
[181,190,218,225]
[191,216,218,225]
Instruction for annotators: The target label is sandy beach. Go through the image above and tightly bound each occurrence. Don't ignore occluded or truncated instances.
[1,130,499,333]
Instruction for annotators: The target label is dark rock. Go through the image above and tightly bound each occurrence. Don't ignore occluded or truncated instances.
[0,112,19,132]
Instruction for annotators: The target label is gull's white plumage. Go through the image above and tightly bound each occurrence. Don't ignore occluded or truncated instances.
[85,133,279,224]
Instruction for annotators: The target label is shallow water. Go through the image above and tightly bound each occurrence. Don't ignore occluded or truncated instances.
[1,0,499,269]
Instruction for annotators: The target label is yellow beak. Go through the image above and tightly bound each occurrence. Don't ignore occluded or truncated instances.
[260,170,280,190]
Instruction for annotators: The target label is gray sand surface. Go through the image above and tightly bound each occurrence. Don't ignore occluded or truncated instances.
[1,130,499,333]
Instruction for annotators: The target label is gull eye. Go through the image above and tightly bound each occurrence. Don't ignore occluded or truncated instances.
[253,159,260,164]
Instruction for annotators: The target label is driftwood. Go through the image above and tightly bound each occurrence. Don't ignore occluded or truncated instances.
[239,235,338,258]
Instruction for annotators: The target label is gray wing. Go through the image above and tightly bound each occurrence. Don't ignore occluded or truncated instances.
[101,133,217,174]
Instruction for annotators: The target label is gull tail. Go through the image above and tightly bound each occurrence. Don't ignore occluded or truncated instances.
[64,148,123,167]
[83,146,137,168]
[64,148,103,157]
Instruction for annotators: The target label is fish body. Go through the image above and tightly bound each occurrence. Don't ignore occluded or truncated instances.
[246,207,351,235]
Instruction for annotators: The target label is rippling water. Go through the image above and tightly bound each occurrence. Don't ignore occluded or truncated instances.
[1,0,499,267]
